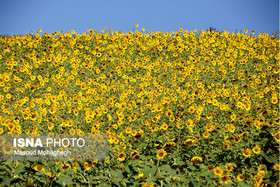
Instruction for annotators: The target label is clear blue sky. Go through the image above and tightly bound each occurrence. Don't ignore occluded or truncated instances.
[0,0,279,36]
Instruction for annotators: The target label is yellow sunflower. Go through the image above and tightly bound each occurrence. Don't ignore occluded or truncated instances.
[2,143,13,155]
[191,156,203,163]
[237,173,244,181]
[252,145,261,154]
[213,166,223,176]
[243,148,251,158]
[157,149,167,159]
[34,165,45,171]
[118,151,126,162]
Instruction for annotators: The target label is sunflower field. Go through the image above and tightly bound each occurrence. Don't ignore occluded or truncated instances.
[0,27,279,186]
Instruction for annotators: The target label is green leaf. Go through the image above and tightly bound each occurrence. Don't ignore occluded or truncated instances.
[124,165,131,173]
[160,165,176,176]
[0,166,10,174]
[110,169,123,183]
[89,176,107,181]
[249,167,255,173]
[188,165,196,171]
[97,182,111,187]
[143,165,157,177]
[261,152,274,163]
[236,181,251,187]
[150,165,157,176]
[1,177,13,186]
[174,157,185,166]
[56,174,72,185]
[36,170,46,176]
[264,171,272,178]
[221,183,233,187]
[157,170,168,179]
[138,143,146,148]
[65,168,75,176]
[199,164,207,170]
[143,165,150,177]
[189,178,196,187]
[14,165,27,174]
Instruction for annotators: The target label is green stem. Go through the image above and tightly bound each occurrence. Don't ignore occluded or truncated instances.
[155,158,160,176]
[25,161,33,186]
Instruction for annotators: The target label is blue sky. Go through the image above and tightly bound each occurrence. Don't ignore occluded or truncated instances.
[0,0,278,36]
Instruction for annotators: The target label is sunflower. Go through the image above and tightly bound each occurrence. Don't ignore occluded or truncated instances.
[186,119,194,127]
[273,164,280,171]
[74,109,79,116]
[184,139,194,146]
[131,130,137,136]
[237,173,244,181]
[133,154,141,160]
[275,180,280,187]
[34,165,45,171]
[203,131,209,138]
[243,148,251,158]
[252,145,261,154]
[169,115,175,122]
[166,109,173,117]
[134,132,143,140]
[206,113,212,119]
[225,163,233,172]
[163,142,175,150]
[7,123,15,131]
[118,151,126,162]
[255,174,263,184]
[2,143,13,155]
[83,162,91,170]
[125,127,132,134]
[161,123,168,130]
[191,156,202,163]
[221,175,231,184]
[208,164,215,171]
[188,106,195,113]
[61,163,71,170]
[205,124,214,132]
[157,149,167,159]
[91,160,98,167]
[130,150,138,157]
[68,128,75,135]
[213,166,223,176]
[68,154,75,161]
[142,182,154,187]
[272,97,278,104]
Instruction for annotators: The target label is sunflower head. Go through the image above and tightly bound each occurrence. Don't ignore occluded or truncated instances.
[191,156,203,164]
[118,151,126,162]
[213,166,223,176]
[156,149,167,159]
